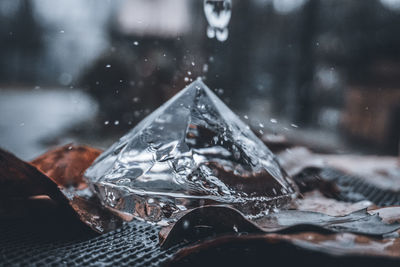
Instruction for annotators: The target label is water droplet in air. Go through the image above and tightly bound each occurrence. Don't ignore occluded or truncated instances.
[133,41,139,46]
[104,121,109,125]
[106,64,111,68]
[216,27,229,42]
[203,64,209,73]
[207,25,216,38]
[270,118,277,123]
[204,0,232,42]
[290,123,298,128]
[114,120,119,125]
[184,77,190,82]
[214,88,223,95]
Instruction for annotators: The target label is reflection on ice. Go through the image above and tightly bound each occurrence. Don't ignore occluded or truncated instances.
[85,79,297,224]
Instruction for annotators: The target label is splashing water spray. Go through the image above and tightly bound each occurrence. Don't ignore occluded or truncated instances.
[204,0,232,42]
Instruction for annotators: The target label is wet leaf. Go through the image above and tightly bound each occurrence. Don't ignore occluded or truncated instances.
[0,148,65,202]
[166,232,400,266]
[254,209,400,235]
[368,206,400,224]
[0,145,122,233]
[31,144,101,189]
[160,205,261,248]
[292,190,372,216]
[161,205,400,249]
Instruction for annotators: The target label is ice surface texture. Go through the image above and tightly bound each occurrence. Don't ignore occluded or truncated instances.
[85,79,297,223]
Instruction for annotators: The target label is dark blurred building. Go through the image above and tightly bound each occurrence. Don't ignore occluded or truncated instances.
[0,0,399,155]
[0,0,43,84]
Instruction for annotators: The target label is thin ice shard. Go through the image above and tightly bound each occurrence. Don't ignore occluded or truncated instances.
[85,79,297,224]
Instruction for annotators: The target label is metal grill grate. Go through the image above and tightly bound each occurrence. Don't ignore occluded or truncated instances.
[0,216,182,266]
[296,168,400,206]
[1,167,399,266]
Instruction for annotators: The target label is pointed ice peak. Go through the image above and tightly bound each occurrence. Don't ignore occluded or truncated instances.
[85,79,297,224]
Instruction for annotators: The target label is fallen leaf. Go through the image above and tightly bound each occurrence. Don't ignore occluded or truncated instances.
[160,205,261,247]
[0,145,122,233]
[161,205,400,249]
[31,144,101,189]
[368,206,400,224]
[292,190,372,216]
[254,209,400,235]
[0,148,65,202]
[165,232,400,267]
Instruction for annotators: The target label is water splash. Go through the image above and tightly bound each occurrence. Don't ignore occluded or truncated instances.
[204,0,232,42]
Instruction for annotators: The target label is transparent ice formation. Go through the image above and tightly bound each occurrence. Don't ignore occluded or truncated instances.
[85,79,297,224]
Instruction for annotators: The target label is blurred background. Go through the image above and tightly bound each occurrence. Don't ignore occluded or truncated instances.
[0,0,399,160]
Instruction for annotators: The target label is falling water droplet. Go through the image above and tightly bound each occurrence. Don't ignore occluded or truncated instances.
[204,0,232,42]
[207,25,216,38]
[216,88,224,95]
[203,64,209,73]
[216,27,229,42]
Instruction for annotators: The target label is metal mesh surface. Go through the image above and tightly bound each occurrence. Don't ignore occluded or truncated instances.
[0,216,182,266]
[318,168,400,206]
[1,168,399,266]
